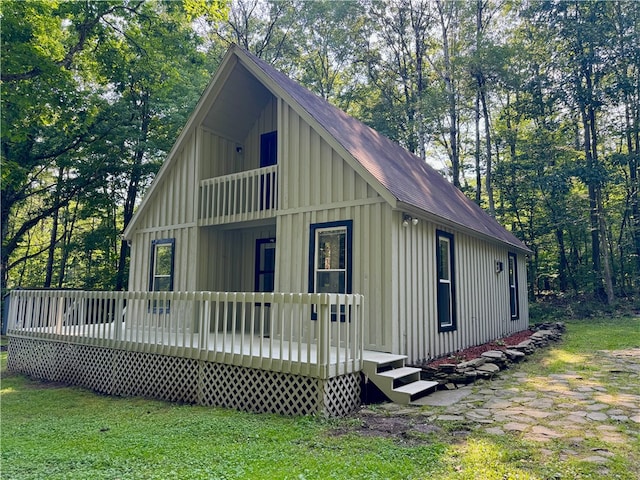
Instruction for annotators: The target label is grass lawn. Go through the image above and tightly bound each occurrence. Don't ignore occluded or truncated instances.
[1,315,639,479]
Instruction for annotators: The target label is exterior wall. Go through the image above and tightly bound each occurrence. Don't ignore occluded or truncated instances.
[129,95,278,293]
[276,104,393,352]
[199,225,276,292]
[127,80,529,362]
[128,130,200,292]
[393,212,529,363]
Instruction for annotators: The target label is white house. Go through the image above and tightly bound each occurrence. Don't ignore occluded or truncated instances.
[8,45,529,416]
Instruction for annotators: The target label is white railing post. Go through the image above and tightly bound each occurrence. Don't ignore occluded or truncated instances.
[7,289,364,380]
[199,165,278,225]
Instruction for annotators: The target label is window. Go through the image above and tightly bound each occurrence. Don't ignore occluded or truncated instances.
[255,238,276,293]
[436,230,456,332]
[260,131,277,210]
[309,220,353,320]
[260,131,277,167]
[508,253,519,320]
[149,239,175,312]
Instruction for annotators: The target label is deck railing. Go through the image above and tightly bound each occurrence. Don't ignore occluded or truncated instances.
[199,165,277,225]
[7,290,363,378]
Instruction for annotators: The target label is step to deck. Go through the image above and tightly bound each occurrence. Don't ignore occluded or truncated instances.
[362,352,440,405]
[393,380,439,401]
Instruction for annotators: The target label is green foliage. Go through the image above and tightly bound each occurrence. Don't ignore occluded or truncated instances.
[3,0,640,304]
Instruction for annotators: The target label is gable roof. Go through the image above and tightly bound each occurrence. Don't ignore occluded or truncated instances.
[241,48,529,253]
[125,45,529,253]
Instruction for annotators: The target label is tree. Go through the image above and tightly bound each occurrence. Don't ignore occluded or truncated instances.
[1,1,220,299]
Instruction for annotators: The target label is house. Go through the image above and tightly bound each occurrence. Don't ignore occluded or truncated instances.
[7,45,529,416]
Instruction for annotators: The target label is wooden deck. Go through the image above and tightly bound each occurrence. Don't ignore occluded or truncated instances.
[7,290,364,379]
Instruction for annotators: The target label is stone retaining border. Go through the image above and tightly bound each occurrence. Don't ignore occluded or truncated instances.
[415,322,565,389]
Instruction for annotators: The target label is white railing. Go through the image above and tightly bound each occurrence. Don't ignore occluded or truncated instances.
[199,165,277,225]
[7,290,363,379]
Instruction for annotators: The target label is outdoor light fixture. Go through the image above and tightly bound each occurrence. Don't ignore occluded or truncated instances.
[402,214,419,227]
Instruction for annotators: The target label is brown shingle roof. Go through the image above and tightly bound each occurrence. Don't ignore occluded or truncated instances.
[240,47,529,252]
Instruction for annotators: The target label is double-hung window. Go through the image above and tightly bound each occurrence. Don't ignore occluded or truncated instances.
[436,230,456,332]
[309,220,352,320]
[149,238,175,312]
[508,252,519,320]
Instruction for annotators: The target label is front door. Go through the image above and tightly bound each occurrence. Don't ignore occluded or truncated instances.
[255,238,276,293]
[255,238,276,336]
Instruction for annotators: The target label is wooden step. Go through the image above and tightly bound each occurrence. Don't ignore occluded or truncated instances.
[362,353,407,377]
[376,367,422,388]
[362,351,440,404]
[393,380,439,402]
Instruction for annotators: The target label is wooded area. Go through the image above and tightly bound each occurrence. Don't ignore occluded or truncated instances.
[2,0,639,306]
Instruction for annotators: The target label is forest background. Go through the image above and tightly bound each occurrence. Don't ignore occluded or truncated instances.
[2,0,639,323]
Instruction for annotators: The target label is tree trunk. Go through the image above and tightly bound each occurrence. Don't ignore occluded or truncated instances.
[479,79,495,216]
[44,168,65,288]
[437,0,460,188]
[475,90,481,205]
[57,203,79,288]
[115,92,150,291]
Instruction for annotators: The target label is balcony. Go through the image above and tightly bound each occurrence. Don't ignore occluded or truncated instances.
[199,165,277,226]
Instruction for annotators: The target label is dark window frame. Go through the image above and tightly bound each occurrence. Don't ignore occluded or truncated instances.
[308,220,353,321]
[255,238,276,294]
[508,252,520,320]
[148,238,175,313]
[259,131,277,211]
[436,230,457,332]
[260,131,277,167]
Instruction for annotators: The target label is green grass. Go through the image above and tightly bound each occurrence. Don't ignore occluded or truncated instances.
[2,315,639,479]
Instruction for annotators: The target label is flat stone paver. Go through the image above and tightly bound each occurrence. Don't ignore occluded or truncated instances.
[413,387,473,406]
[407,346,640,463]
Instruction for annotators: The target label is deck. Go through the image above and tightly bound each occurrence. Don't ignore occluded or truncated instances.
[7,290,364,379]
[7,290,365,416]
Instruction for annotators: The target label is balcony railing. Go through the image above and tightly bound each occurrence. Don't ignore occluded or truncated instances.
[199,165,277,225]
[7,290,363,379]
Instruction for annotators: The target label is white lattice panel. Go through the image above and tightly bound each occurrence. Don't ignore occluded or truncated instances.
[199,363,322,415]
[7,338,362,417]
[322,373,362,417]
[113,351,200,404]
[66,345,115,394]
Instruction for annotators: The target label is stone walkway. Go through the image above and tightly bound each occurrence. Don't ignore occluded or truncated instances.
[370,347,640,467]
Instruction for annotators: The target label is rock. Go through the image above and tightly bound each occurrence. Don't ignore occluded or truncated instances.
[477,363,500,374]
[586,412,608,421]
[503,422,529,432]
[504,349,525,361]
[481,350,506,361]
[457,357,486,369]
[438,363,458,373]
[581,455,609,464]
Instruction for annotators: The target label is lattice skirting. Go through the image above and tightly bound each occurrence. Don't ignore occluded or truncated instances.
[7,338,361,417]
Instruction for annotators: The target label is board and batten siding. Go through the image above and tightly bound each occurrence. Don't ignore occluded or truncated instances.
[198,225,276,293]
[393,212,529,363]
[276,103,393,353]
[128,129,200,292]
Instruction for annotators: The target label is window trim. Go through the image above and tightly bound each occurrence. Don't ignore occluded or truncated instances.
[508,252,520,320]
[436,230,457,332]
[308,220,353,321]
[260,131,277,167]
[255,237,276,293]
[149,238,175,313]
